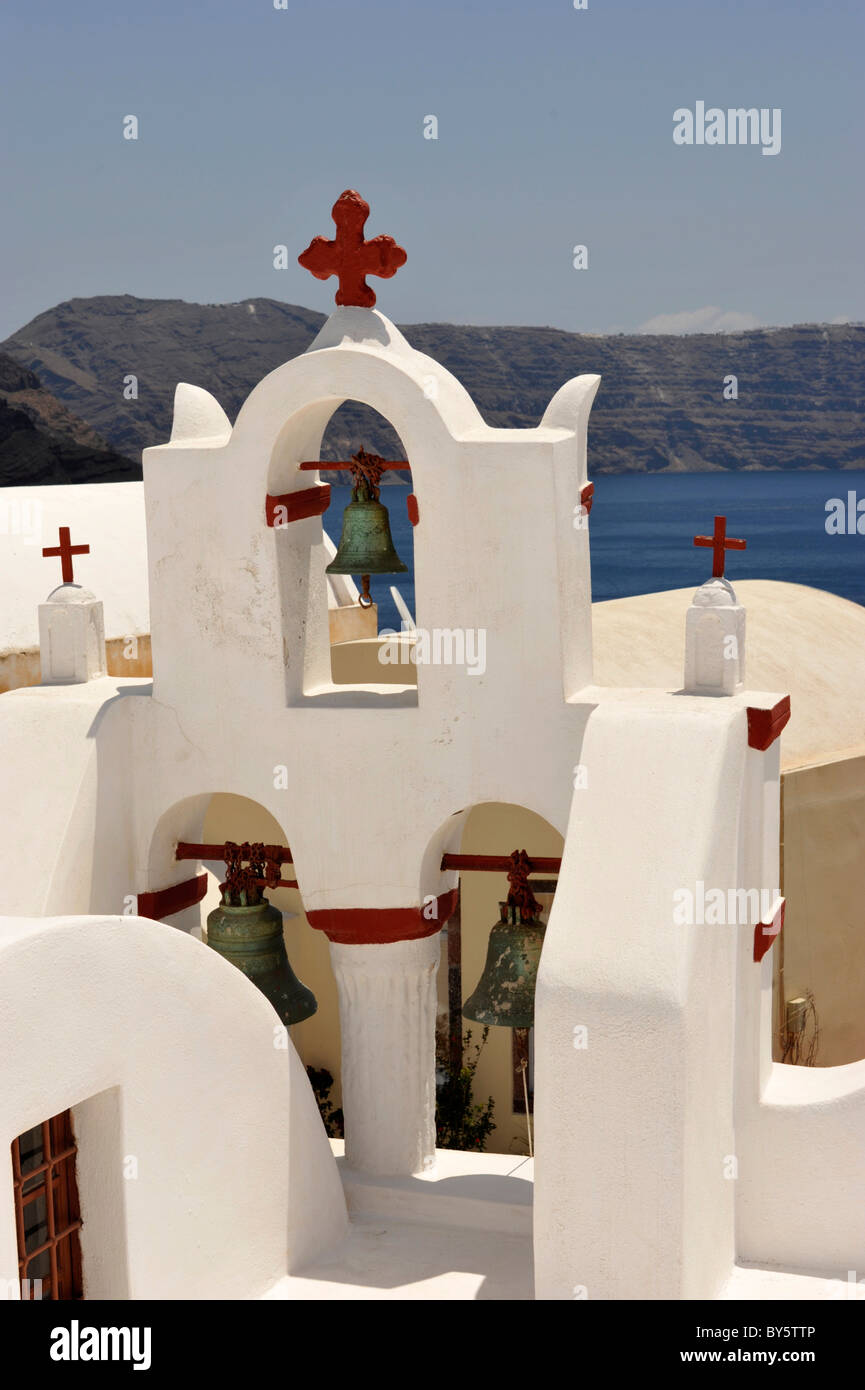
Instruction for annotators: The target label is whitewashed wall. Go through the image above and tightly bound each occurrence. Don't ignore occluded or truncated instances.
[0,914,347,1299]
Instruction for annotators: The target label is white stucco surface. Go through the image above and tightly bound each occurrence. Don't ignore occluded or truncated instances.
[0,296,861,1301]
[0,913,347,1298]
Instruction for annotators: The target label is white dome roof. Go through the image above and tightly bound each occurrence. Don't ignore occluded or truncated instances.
[593,579,865,771]
[692,576,739,608]
[45,583,97,605]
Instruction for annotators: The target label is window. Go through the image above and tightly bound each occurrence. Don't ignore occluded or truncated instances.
[11,1109,83,1300]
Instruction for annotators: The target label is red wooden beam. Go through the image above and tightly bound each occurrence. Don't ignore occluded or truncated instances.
[440,854,562,874]
[137,874,208,922]
[265,484,331,527]
[176,843,293,863]
[299,460,411,472]
[174,843,298,890]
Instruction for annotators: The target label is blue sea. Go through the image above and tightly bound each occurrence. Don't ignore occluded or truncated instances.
[326,472,865,632]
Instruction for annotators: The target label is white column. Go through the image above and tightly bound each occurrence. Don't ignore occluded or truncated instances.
[329,934,441,1176]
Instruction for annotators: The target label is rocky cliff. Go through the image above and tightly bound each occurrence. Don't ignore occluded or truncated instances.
[0,352,137,487]
[2,296,862,476]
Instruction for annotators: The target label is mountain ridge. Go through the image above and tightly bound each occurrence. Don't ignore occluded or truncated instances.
[2,295,862,477]
[0,350,138,488]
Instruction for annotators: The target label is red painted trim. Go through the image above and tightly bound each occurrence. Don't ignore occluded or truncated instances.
[580,482,595,517]
[137,874,208,922]
[266,484,331,527]
[440,853,561,874]
[407,493,419,527]
[747,696,791,751]
[754,897,786,963]
[308,888,459,944]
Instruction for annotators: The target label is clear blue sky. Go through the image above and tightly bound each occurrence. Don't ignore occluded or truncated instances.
[0,0,861,339]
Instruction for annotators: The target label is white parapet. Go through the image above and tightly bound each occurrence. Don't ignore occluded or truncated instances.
[38,583,106,685]
[330,935,441,1177]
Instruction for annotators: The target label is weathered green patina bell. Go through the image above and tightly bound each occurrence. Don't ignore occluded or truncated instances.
[206,895,317,1026]
[325,475,407,577]
[463,901,545,1029]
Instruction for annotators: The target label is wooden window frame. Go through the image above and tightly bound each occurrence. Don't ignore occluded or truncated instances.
[11,1109,84,1300]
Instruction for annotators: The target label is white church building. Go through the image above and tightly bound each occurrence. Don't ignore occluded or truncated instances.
[1,192,863,1301]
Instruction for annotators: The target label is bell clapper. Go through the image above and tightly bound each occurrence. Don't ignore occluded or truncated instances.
[359,575,373,608]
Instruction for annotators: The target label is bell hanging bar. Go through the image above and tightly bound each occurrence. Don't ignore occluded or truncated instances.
[300,459,410,471]
[441,853,561,874]
[176,841,298,890]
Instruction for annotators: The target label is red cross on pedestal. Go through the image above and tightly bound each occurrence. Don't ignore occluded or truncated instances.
[298,189,407,308]
[693,515,747,578]
[42,526,90,584]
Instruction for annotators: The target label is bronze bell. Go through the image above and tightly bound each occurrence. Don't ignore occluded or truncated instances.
[463,900,545,1030]
[326,459,407,579]
[206,894,317,1026]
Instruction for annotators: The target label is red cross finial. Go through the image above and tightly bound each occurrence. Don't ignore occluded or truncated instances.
[42,525,90,584]
[693,515,747,578]
[298,190,407,308]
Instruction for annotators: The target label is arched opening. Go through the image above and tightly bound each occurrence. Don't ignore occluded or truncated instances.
[266,396,419,703]
[428,802,565,1158]
[318,403,416,688]
[197,794,342,1124]
[143,792,340,1116]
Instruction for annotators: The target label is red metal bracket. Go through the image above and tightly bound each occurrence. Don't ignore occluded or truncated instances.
[407,494,419,527]
[754,897,786,963]
[580,482,595,517]
[137,874,208,922]
[747,696,791,751]
[266,484,331,528]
